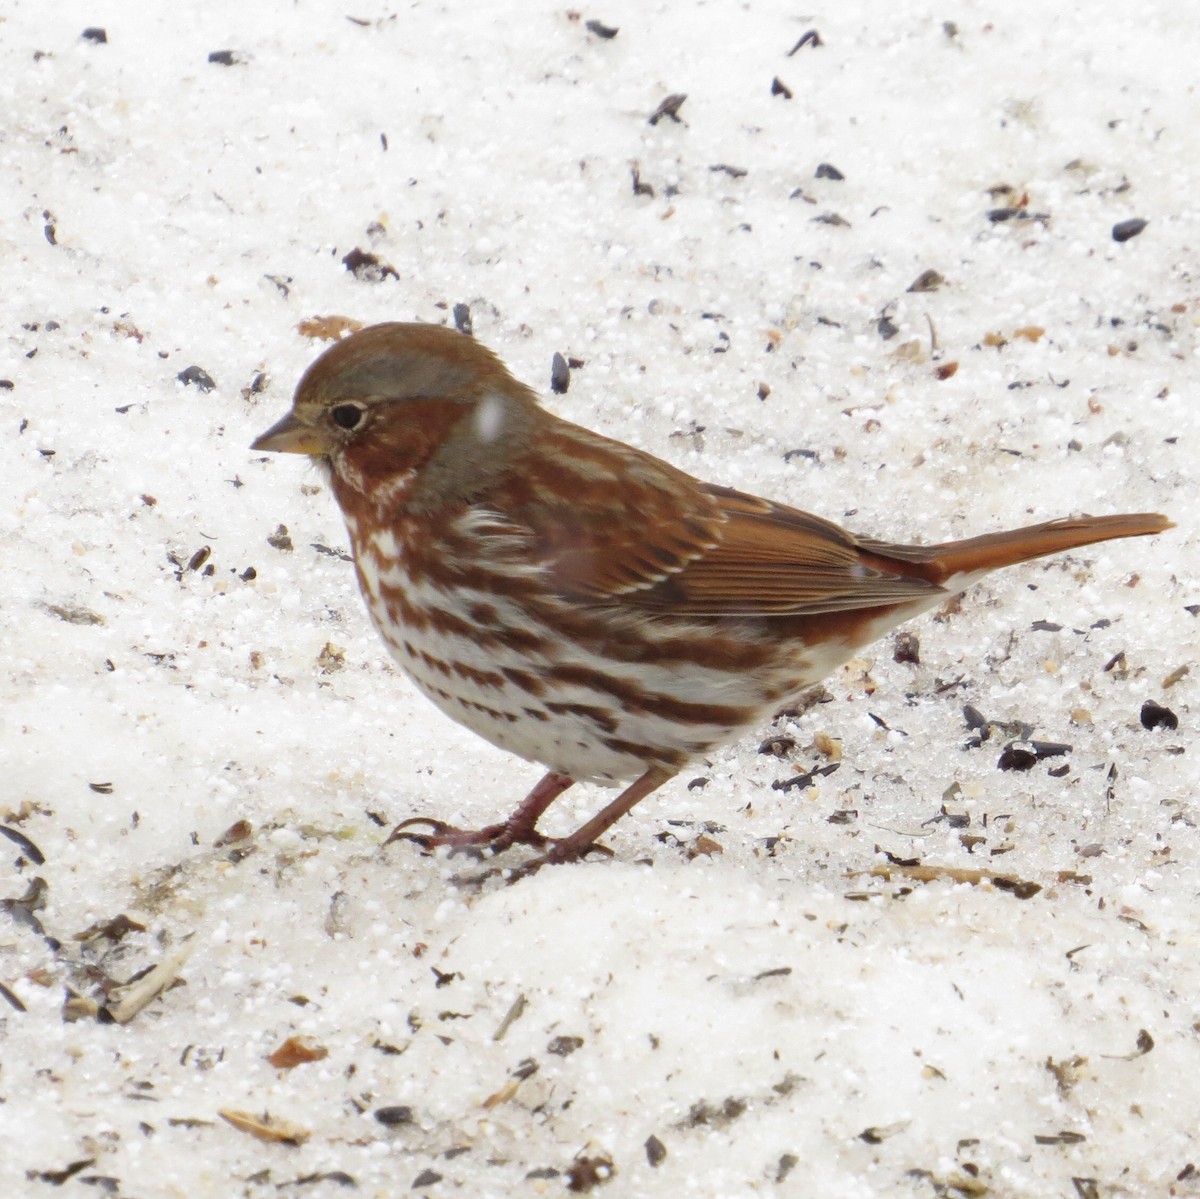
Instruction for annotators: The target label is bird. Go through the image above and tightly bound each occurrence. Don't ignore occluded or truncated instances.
[252,321,1171,867]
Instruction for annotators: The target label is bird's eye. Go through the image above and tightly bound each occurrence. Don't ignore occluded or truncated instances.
[331,403,364,430]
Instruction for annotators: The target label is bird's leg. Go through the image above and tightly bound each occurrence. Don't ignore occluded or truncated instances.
[538,766,675,866]
[498,767,674,882]
[386,771,575,857]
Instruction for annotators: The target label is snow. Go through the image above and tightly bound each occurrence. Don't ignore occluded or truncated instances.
[2,1,1196,1195]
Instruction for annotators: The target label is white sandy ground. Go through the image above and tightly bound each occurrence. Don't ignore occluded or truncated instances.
[1,1,1197,1195]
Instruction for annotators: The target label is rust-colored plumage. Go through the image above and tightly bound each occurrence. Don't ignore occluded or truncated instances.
[253,322,1172,866]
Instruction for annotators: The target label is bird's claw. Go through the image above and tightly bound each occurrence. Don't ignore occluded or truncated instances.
[383,815,548,858]
[383,817,474,856]
[385,815,614,878]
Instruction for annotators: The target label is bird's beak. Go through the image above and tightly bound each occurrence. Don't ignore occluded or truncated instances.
[251,411,326,456]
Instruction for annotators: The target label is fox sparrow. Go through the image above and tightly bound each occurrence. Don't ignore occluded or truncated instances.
[253,322,1171,866]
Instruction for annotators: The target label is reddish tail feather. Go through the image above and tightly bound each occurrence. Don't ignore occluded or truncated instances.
[869,513,1173,586]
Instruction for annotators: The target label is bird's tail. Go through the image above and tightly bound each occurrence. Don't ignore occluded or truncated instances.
[862,512,1173,586]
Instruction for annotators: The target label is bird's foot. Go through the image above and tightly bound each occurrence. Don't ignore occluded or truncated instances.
[384,771,577,862]
[500,765,671,879]
[499,838,614,881]
[386,818,614,885]
[384,816,549,858]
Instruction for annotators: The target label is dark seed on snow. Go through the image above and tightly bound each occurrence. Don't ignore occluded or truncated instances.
[342,248,399,282]
[648,93,687,125]
[585,19,619,39]
[997,744,1038,772]
[550,352,570,394]
[758,734,796,756]
[177,366,216,392]
[1140,699,1178,730]
[893,631,920,664]
[1112,218,1148,243]
[0,825,45,864]
[962,704,988,730]
[786,29,823,55]
[907,268,944,292]
[375,1105,414,1127]
[1027,740,1072,760]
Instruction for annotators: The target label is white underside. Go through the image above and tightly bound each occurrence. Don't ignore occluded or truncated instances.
[363,565,768,782]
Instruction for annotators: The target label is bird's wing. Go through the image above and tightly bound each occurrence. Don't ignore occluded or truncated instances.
[623,484,947,616]
[523,446,945,616]
[517,447,730,599]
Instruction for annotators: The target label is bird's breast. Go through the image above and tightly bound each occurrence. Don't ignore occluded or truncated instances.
[345,524,821,782]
